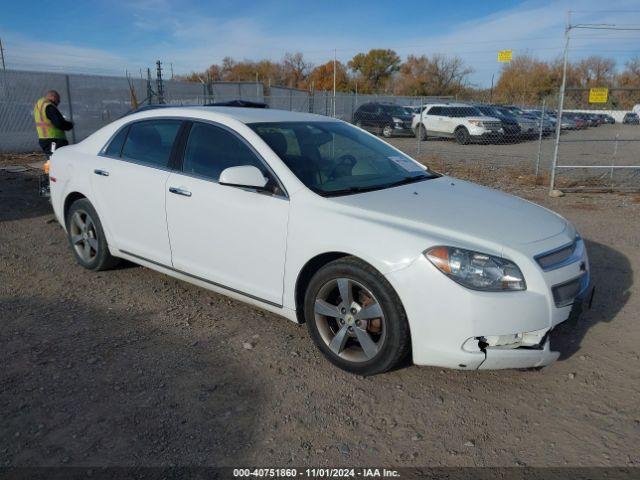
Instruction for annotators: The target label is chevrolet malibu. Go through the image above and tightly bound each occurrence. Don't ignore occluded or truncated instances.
[49,107,591,375]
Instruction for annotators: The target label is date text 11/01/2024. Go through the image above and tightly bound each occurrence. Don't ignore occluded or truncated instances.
[232,468,401,478]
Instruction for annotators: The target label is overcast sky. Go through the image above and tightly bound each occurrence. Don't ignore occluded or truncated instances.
[1,0,639,86]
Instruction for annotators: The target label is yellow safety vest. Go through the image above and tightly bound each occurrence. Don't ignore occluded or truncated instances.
[34,98,66,140]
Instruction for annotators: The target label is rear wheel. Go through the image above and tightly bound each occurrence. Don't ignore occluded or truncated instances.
[66,198,119,271]
[304,257,411,375]
[415,124,427,141]
[455,126,470,145]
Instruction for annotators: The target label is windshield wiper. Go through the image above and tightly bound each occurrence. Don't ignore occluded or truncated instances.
[383,173,440,189]
[320,174,440,197]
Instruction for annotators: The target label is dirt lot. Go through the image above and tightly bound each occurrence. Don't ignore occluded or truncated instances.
[1,151,639,468]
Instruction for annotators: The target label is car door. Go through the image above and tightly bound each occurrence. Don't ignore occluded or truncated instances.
[165,121,289,306]
[424,106,444,135]
[90,119,182,265]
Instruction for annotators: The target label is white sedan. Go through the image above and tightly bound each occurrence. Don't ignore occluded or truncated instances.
[49,107,591,375]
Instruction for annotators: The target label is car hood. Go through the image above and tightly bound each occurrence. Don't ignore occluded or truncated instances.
[328,177,567,247]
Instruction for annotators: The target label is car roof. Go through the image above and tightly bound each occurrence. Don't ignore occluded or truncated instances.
[124,106,335,124]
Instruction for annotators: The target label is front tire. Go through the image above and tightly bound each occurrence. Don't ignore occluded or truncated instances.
[304,257,411,375]
[455,127,470,145]
[382,125,394,138]
[66,198,119,271]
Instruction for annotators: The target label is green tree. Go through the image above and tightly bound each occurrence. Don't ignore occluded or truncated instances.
[348,49,400,93]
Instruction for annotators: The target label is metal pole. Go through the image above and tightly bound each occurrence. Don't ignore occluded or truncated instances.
[256,72,259,99]
[155,60,165,104]
[0,38,5,70]
[417,96,424,156]
[489,73,494,103]
[610,133,619,188]
[333,48,337,118]
[535,98,546,176]
[549,12,571,194]
[64,75,76,144]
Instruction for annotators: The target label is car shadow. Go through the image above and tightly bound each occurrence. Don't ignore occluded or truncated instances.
[0,295,265,466]
[0,170,52,223]
[553,239,633,361]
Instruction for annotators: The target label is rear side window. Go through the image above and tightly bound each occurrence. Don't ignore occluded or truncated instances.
[104,126,129,157]
[183,122,266,181]
[427,106,441,115]
[121,120,182,168]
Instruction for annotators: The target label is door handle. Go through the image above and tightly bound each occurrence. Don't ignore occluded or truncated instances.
[169,187,192,197]
[94,169,109,176]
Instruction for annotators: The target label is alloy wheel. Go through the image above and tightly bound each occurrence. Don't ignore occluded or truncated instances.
[69,209,99,263]
[314,277,386,362]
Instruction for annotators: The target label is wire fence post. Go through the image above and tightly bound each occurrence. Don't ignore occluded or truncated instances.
[416,96,424,157]
[64,74,76,144]
[549,16,571,193]
[535,98,546,176]
[610,133,619,189]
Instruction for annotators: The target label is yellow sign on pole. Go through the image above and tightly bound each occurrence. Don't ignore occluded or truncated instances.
[589,87,608,103]
[498,50,513,62]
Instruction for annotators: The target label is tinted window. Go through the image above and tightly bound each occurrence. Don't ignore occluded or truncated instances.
[183,122,266,181]
[450,107,481,117]
[104,126,129,157]
[121,120,181,168]
[428,106,442,115]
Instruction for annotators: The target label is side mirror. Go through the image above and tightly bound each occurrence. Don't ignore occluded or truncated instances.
[219,165,268,190]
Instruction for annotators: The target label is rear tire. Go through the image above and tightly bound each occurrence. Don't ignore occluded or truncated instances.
[415,124,427,141]
[66,198,119,271]
[455,127,470,145]
[304,257,411,375]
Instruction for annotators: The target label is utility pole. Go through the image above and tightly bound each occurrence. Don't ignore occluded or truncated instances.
[156,60,165,104]
[146,68,153,104]
[170,62,174,80]
[333,48,337,118]
[489,73,494,103]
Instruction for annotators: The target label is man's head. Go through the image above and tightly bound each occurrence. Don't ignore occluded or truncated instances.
[45,90,61,105]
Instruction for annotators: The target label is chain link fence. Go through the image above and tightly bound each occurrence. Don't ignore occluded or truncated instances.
[0,69,264,153]
[2,68,638,193]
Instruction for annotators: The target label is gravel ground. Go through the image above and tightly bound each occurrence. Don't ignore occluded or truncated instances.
[1,153,639,468]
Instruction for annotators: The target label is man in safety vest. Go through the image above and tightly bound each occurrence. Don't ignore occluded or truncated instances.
[33,90,74,157]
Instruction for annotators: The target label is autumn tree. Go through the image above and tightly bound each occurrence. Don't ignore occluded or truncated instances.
[494,55,556,104]
[282,52,312,89]
[306,60,350,91]
[348,49,400,93]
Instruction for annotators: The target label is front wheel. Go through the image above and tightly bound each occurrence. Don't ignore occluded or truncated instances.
[382,125,394,138]
[304,257,411,375]
[455,127,470,145]
[66,198,119,271]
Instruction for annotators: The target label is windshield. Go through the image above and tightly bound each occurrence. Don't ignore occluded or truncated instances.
[381,105,409,116]
[476,106,498,117]
[249,121,438,196]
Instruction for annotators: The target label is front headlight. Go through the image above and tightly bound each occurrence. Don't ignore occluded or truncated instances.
[392,117,403,124]
[468,120,484,127]
[425,246,526,291]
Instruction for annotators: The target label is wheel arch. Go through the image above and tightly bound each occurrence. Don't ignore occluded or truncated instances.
[63,191,88,226]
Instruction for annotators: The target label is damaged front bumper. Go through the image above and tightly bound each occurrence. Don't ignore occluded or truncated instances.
[475,281,594,370]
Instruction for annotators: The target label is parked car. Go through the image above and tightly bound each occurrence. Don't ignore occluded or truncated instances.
[352,102,414,137]
[49,107,592,374]
[475,104,520,139]
[403,106,421,116]
[493,105,540,137]
[522,109,555,135]
[622,112,639,124]
[601,114,615,124]
[562,113,588,129]
[413,104,503,144]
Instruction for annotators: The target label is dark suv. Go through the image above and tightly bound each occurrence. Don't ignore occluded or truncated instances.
[623,112,640,125]
[353,103,414,137]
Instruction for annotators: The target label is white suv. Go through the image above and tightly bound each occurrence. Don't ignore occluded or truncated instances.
[412,104,503,144]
